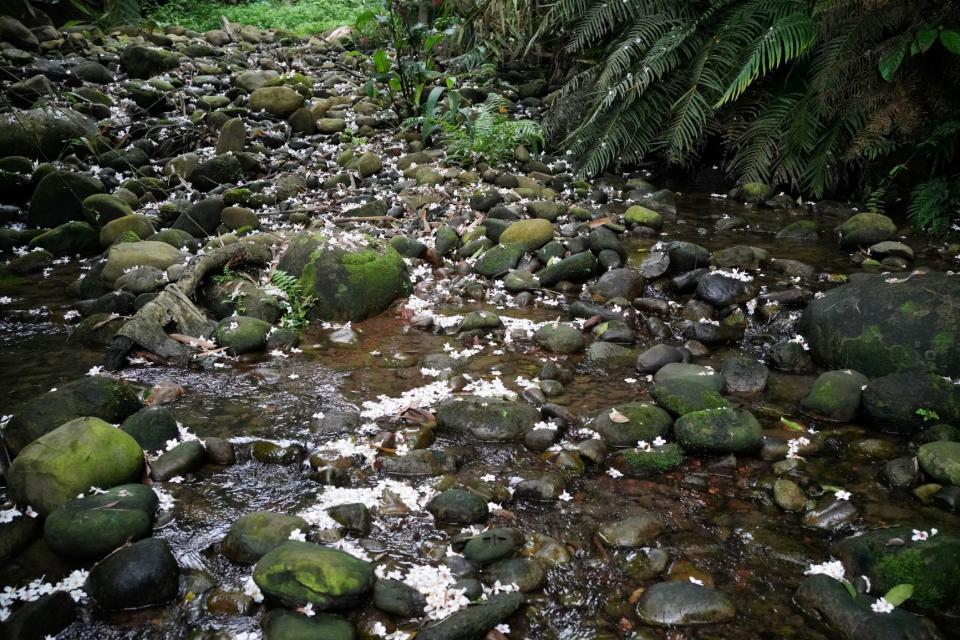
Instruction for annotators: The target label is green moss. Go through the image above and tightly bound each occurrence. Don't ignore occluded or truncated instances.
[898,300,922,316]
[224,188,253,206]
[621,443,684,475]
[841,324,923,375]
[934,331,954,355]
[876,549,944,608]
[147,0,367,36]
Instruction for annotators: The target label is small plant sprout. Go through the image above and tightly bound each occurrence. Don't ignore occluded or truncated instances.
[915,407,941,423]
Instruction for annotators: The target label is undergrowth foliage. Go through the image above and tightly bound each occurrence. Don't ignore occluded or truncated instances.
[537,0,960,229]
[441,95,544,163]
[270,270,314,329]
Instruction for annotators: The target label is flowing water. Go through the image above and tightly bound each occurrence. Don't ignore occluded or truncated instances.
[2,188,959,640]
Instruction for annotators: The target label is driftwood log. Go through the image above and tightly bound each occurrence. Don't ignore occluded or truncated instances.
[104,242,273,370]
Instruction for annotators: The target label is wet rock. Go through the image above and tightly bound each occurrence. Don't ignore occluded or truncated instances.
[799,272,960,378]
[837,212,897,249]
[152,440,205,481]
[635,581,735,626]
[801,496,857,531]
[223,511,309,565]
[0,108,97,161]
[614,442,684,476]
[527,200,565,221]
[190,154,243,191]
[0,591,75,639]
[773,478,806,512]
[918,441,960,486]
[533,322,584,353]
[437,396,538,442]
[832,526,960,609]
[253,540,375,609]
[0,16,40,51]
[7,417,144,516]
[597,513,663,548]
[776,220,819,242]
[636,344,685,374]
[883,456,920,489]
[28,170,104,228]
[99,214,155,247]
[796,574,940,640]
[624,205,662,229]
[462,528,523,565]
[593,403,672,447]
[356,152,382,177]
[696,271,758,307]
[216,117,246,154]
[427,489,489,525]
[373,579,426,617]
[675,408,762,454]
[768,339,813,373]
[664,241,710,274]
[862,372,960,434]
[482,558,546,592]
[513,473,566,501]
[800,369,868,422]
[383,449,460,476]
[591,268,645,301]
[654,363,724,390]
[44,484,157,559]
[418,592,524,640]
[87,537,179,610]
[720,355,768,394]
[5,376,142,454]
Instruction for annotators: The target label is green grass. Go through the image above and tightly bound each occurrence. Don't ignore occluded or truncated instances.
[146,0,373,36]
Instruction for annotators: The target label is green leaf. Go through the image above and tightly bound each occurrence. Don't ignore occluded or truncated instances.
[941,30,960,54]
[879,46,905,81]
[884,584,914,607]
[914,26,938,54]
[373,49,390,75]
[780,417,806,432]
[842,580,857,599]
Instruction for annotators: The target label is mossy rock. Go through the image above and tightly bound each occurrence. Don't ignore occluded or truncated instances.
[861,372,960,434]
[837,212,897,249]
[615,443,685,476]
[800,369,868,422]
[593,403,673,447]
[499,218,555,251]
[436,396,539,442]
[82,193,134,228]
[418,593,524,640]
[674,408,762,454]
[651,379,730,416]
[4,376,142,454]
[427,488,489,525]
[299,242,412,322]
[72,312,125,347]
[918,441,960,486]
[252,540,375,609]
[833,527,960,609]
[262,609,355,640]
[120,406,179,453]
[0,107,97,161]
[474,243,524,279]
[120,44,181,79]
[44,484,157,559]
[624,205,663,230]
[100,214,156,248]
[28,221,99,255]
[102,240,182,282]
[7,417,145,515]
[215,315,272,355]
[533,322,585,354]
[776,220,818,241]
[223,511,309,565]
[538,251,597,287]
[732,182,773,204]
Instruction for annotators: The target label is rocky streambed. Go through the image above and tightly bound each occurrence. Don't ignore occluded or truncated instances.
[1,13,960,640]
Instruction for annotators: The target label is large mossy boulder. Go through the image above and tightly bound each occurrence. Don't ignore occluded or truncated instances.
[4,376,142,454]
[223,512,309,565]
[28,221,100,255]
[593,403,672,447]
[799,272,960,378]
[800,369,869,422]
[252,541,375,609]
[499,218,555,251]
[297,240,411,322]
[832,527,960,609]
[7,417,145,515]
[917,441,960,486]
[436,396,539,442]
[44,484,157,558]
[674,408,763,454]
[215,315,272,355]
[120,45,181,79]
[249,86,306,117]
[100,215,156,248]
[861,372,960,434]
[28,170,105,228]
[0,108,98,161]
